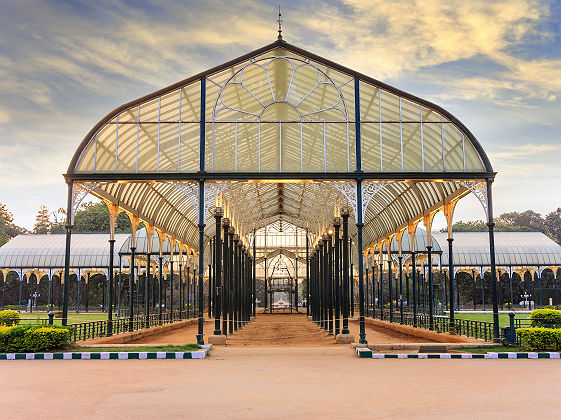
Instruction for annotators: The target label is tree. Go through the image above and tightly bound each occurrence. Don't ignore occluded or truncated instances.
[0,203,27,246]
[545,208,561,244]
[50,208,66,233]
[33,205,52,234]
[73,202,131,233]
[497,210,544,232]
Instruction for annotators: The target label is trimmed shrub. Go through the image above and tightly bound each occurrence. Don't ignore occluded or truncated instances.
[0,325,72,352]
[0,309,21,326]
[517,328,561,351]
[529,308,561,328]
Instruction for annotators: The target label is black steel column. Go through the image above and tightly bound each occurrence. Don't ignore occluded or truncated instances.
[487,180,500,342]
[222,218,230,336]
[448,238,455,333]
[129,247,136,331]
[233,234,239,331]
[341,210,350,334]
[327,232,333,335]
[62,182,73,326]
[252,229,257,317]
[208,237,213,319]
[411,251,417,327]
[178,261,183,320]
[321,235,327,330]
[196,181,205,345]
[145,253,151,326]
[158,256,163,321]
[427,245,434,330]
[388,254,393,323]
[169,259,174,317]
[213,208,223,335]
[306,228,310,317]
[228,226,234,334]
[334,218,341,335]
[399,255,403,324]
[379,259,384,320]
[107,239,115,335]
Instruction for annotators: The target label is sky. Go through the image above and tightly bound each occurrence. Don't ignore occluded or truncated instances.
[0,0,560,231]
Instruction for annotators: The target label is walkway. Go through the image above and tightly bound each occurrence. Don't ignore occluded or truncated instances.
[3,347,560,419]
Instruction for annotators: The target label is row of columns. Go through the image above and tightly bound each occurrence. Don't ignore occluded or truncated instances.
[210,207,255,338]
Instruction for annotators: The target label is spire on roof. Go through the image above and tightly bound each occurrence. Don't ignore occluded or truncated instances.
[277,5,283,40]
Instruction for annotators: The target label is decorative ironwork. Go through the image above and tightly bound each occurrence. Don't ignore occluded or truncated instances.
[70,182,107,225]
[457,180,488,216]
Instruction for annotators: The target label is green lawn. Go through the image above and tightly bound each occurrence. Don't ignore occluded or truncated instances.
[453,345,527,354]
[452,312,530,327]
[19,313,109,324]
[69,344,201,352]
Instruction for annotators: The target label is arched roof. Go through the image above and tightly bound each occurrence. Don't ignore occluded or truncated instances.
[433,231,561,268]
[0,234,129,271]
[66,39,494,251]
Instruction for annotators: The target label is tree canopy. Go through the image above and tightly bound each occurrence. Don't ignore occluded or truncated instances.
[448,209,561,244]
[0,203,27,246]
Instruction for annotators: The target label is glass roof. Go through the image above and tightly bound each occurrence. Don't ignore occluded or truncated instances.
[432,232,561,268]
[0,234,129,270]
[66,40,493,252]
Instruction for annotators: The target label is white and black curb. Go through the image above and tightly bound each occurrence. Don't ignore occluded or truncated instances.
[0,345,210,360]
[356,348,561,359]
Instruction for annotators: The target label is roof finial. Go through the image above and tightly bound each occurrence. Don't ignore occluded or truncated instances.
[277,5,283,40]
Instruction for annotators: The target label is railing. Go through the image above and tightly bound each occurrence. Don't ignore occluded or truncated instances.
[69,311,186,342]
[372,310,495,342]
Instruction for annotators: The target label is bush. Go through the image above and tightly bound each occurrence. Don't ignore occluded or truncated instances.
[0,325,72,352]
[0,309,21,326]
[517,328,561,351]
[529,308,561,328]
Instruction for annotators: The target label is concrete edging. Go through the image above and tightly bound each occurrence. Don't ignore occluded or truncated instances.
[356,348,561,359]
[0,345,211,360]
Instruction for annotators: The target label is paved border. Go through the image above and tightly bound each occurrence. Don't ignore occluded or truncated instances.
[356,348,561,359]
[0,345,210,360]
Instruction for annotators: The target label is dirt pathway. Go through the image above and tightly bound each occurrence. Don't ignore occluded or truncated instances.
[127,314,435,346]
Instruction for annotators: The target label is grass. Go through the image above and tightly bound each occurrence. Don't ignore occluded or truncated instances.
[67,344,201,352]
[19,313,109,324]
[454,345,527,354]
[453,312,530,327]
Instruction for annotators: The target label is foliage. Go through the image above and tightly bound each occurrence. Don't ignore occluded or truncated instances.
[73,202,131,233]
[0,309,21,326]
[517,328,561,351]
[529,308,561,327]
[0,203,26,246]
[0,325,72,352]
[33,204,51,234]
[447,209,561,244]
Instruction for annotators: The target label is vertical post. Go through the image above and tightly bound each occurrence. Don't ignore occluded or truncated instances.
[412,252,417,327]
[341,209,350,334]
[228,226,235,334]
[208,238,213,319]
[107,240,115,335]
[169,259,174,317]
[222,218,230,336]
[129,248,136,331]
[213,208,223,336]
[356,180,367,344]
[145,253,151,326]
[427,245,434,330]
[333,218,341,336]
[197,180,205,345]
[486,179,500,343]
[253,229,257,317]
[388,250,393,322]
[158,257,163,321]
[447,238,455,333]
[62,181,73,326]
[327,232,333,334]
[233,234,239,331]
[306,228,310,317]
[379,257,384,320]
[399,256,404,324]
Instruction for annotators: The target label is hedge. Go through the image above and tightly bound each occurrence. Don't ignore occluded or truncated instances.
[0,325,72,352]
[0,309,21,326]
[517,328,561,351]
[529,308,561,328]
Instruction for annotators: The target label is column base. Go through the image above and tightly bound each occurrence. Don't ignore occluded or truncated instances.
[335,333,355,344]
[448,326,456,335]
[208,335,227,345]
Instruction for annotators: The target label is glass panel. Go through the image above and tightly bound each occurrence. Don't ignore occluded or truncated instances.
[179,123,199,173]
[75,138,96,173]
[160,90,181,122]
[443,123,464,171]
[181,83,201,122]
[281,123,302,172]
[259,122,280,172]
[381,123,401,171]
[380,91,400,121]
[361,122,381,171]
[95,123,116,172]
[116,121,138,172]
[464,138,485,171]
[401,98,421,122]
[402,123,423,171]
[301,123,325,172]
[422,122,444,172]
[139,97,160,122]
[360,81,380,121]
[158,122,180,172]
[137,123,158,172]
[326,122,350,172]
[236,122,259,172]
[212,122,236,172]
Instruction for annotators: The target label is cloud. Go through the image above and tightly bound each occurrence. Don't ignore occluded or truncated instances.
[491,143,561,160]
